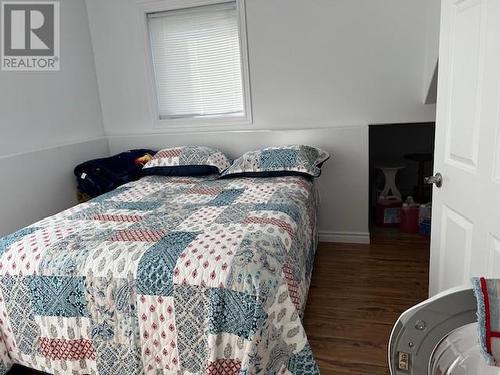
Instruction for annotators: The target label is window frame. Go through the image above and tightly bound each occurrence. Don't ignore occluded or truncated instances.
[137,0,252,129]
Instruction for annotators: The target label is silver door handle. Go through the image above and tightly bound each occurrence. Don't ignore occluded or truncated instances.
[424,173,442,188]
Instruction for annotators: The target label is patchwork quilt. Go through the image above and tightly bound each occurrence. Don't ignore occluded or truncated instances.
[0,175,320,374]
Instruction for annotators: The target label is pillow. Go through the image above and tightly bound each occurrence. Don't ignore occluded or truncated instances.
[142,146,231,176]
[221,145,330,178]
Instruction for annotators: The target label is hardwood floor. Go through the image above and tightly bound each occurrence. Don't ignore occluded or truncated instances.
[8,231,429,375]
[304,232,430,374]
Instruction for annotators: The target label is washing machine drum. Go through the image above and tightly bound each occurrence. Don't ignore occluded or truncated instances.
[389,286,500,374]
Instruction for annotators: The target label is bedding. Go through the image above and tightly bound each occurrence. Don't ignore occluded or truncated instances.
[142,146,232,176]
[0,174,320,374]
[221,145,329,178]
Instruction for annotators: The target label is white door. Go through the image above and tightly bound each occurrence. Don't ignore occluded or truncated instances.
[429,0,500,296]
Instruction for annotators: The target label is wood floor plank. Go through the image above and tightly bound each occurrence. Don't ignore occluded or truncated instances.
[304,233,430,374]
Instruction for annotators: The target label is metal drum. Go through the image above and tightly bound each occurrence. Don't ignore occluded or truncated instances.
[388,286,495,374]
[430,323,500,374]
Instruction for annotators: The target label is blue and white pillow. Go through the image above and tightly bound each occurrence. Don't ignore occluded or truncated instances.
[221,145,330,178]
[142,146,231,176]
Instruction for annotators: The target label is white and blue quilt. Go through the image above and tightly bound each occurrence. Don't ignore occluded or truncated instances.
[0,175,320,374]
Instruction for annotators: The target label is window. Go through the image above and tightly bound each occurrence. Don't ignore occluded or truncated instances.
[147,1,250,123]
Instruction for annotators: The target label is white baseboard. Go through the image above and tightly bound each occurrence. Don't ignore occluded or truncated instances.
[318,231,371,244]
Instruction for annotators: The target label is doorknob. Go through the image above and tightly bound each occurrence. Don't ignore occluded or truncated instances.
[424,173,443,188]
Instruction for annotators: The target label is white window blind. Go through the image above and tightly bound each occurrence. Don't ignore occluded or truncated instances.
[147,2,245,120]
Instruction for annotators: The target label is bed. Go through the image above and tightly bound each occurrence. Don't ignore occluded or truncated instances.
[0,174,320,374]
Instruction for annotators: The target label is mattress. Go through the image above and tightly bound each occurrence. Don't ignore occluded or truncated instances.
[0,175,320,374]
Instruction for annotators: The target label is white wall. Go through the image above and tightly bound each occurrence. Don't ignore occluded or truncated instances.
[0,139,109,237]
[0,0,108,236]
[423,0,441,104]
[86,0,437,135]
[108,127,370,243]
[85,0,438,242]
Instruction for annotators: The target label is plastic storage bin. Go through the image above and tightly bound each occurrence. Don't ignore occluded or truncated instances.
[419,203,432,236]
[375,196,402,227]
